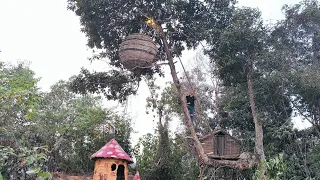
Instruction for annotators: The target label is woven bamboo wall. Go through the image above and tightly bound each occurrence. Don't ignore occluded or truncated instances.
[225,136,241,155]
[93,159,129,180]
[202,136,215,155]
[119,33,157,70]
[200,133,241,157]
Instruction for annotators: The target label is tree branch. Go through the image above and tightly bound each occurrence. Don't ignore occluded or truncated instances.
[158,27,255,170]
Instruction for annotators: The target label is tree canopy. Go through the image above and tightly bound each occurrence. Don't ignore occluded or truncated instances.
[67,0,236,101]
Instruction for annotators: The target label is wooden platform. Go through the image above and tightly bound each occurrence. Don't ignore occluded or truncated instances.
[208,154,240,161]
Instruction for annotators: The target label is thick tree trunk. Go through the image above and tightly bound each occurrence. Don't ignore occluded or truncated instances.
[159,27,209,163]
[158,27,254,170]
[214,78,222,124]
[313,31,320,72]
[312,32,320,135]
[247,65,266,179]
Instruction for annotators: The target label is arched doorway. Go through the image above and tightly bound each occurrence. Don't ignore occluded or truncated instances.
[116,164,125,180]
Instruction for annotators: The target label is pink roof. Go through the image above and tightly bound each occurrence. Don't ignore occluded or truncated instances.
[133,171,141,180]
[91,138,133,163]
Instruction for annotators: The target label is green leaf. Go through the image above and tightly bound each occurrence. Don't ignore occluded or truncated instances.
[26,167,41,174]
[36,153,47,160]
[18,153,26,157]
[26,156,37,165]
[37,172,52,179]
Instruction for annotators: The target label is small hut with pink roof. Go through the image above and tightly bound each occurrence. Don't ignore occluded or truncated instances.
[133,171,140,180]
[91,138,134,180]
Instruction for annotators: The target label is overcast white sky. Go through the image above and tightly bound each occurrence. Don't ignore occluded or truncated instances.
[0,0,308,146]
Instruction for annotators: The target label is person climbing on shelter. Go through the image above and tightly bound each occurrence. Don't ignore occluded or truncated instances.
[186,90,196,125]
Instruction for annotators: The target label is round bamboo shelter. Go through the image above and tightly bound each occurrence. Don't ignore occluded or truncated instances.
[119,33,158,70]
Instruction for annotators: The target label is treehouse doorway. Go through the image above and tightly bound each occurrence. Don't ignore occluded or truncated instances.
[116,164,125,180]
[215,134,226,156]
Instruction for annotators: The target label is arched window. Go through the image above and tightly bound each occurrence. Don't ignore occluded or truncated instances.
[111,164,117,171]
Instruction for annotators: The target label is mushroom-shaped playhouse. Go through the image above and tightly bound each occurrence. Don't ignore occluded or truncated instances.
[91,138,134,180]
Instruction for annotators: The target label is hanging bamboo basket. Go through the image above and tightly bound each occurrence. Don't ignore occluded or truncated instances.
[119,33,158,70]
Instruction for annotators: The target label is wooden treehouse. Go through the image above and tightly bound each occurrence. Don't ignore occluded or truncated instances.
[91,138,134,180]
[199,127,242,160]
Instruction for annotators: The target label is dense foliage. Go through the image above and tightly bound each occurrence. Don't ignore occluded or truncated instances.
[272,0,320,135]
[133,130,199,180]
[66,0,236,101]
[0,62,133,179]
